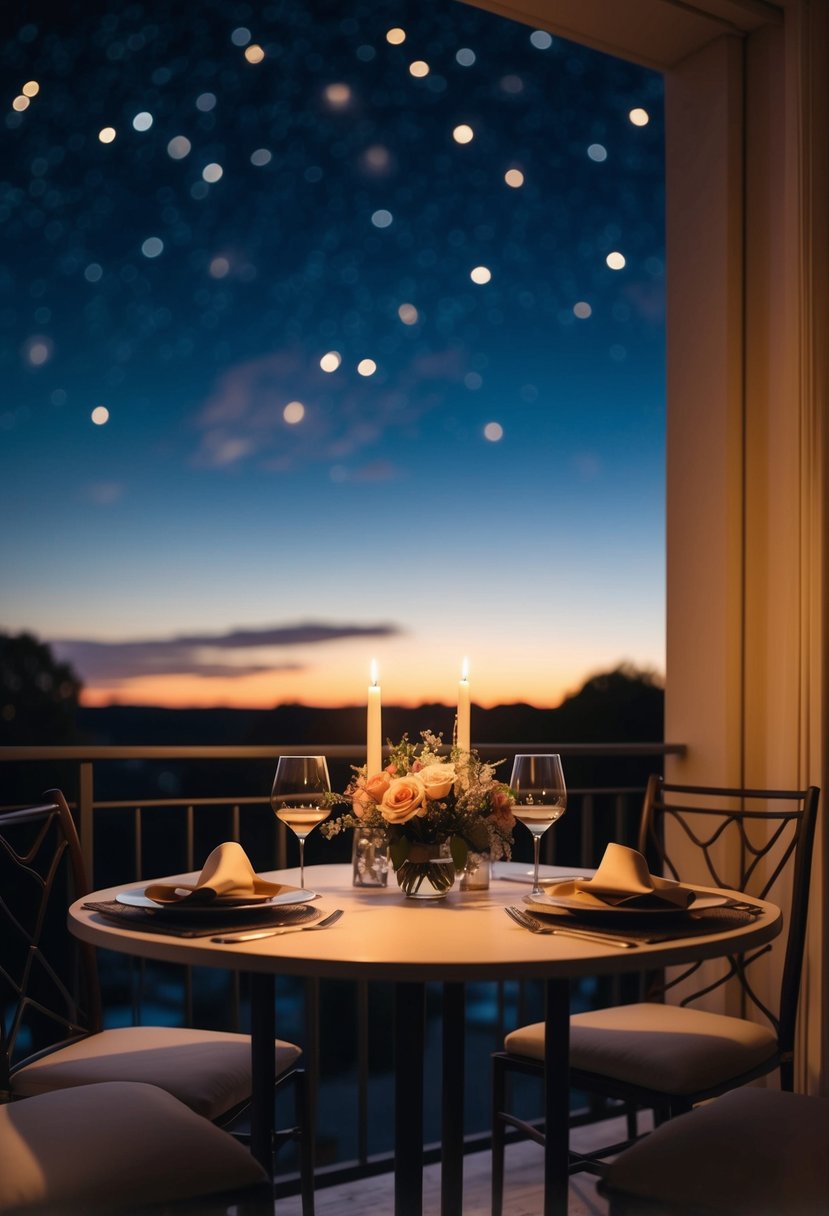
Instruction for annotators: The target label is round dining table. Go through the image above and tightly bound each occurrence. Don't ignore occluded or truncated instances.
[69,862,781,1216]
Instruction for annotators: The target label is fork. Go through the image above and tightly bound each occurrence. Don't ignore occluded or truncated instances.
[504,905,639,949]
[211,908,344,944]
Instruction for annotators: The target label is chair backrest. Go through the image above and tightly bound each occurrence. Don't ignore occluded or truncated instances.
[637,774,819,1059]
[0,789,101,1097]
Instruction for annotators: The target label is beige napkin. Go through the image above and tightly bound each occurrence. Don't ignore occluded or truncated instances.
[544,842,696,910]
[144,842,286,906]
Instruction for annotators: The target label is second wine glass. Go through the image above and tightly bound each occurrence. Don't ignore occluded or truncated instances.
[270,755,331,890]
[509,753,567,896]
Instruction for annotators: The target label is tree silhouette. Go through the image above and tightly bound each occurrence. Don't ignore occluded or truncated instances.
[0,632,82,744]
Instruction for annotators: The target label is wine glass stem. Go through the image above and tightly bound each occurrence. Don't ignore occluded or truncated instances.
[531,834,543,896]
[298,837,305,888]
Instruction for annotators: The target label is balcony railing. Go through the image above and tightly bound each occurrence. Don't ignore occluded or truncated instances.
[0,741,684,1193]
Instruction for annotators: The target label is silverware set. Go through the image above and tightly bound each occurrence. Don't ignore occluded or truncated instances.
[211,908,344,944]
[504,905,639,948]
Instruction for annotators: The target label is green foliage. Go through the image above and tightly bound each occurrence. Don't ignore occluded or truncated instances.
[0,632,83,744]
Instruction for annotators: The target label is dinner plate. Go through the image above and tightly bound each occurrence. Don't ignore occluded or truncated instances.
[116,885,317,914]
[525,891,730,918]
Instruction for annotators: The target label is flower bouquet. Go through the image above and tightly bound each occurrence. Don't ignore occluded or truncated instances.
[321,731,516,898]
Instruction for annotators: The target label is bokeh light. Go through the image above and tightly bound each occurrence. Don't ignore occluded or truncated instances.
[91,406,110,425]
[629,108,650,126]
[470,266,492,284]
[24,337,52,366]
[504,168,524,188]
[167,135,191,159]
[453,124,474,144]
[483,422,504,441]
[357,358,377,376]
[98,127,116,143]
[141,237,164,258]
[606,251,626,270]
[324,83,352,107]
[320,351,342,372]
[283,401,305,424]
[398,303,418,325]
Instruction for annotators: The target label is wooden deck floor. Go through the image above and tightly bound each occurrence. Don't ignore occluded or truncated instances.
[277,1116,634,1215]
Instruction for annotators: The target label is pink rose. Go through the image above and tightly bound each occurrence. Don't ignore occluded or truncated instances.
[380,774,427,823]
[490,785,516,830]
[350,780,371,819]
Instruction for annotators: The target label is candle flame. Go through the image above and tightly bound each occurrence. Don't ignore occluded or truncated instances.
[370,658,379,686]
[461,656,469,682]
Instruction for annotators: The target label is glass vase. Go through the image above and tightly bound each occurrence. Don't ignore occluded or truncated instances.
[352,828,389,887]
[395,840,456,900]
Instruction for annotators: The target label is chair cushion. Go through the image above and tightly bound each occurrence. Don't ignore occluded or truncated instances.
[504,1003,777,1095]
[12,1027,301,1120]
[601,1087,829,1215]
[0,1080,268,1214]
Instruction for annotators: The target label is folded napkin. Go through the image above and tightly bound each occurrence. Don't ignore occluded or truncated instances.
[544,843,696,910]
[144,842,285,906]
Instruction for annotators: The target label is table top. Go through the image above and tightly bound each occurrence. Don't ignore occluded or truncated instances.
[69,862,781,982]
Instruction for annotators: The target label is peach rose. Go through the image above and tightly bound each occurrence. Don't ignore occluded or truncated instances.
[418,763,456,801]
[351,770,392,818]
[380,774,427,823]
[365,772,392,802]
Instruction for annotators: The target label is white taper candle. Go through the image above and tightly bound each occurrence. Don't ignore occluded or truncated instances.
[457,657,471,753]
[367,659,382,776]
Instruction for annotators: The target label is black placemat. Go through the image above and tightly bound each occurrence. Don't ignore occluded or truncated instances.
[83,899,321,938]
[531,905,761,944]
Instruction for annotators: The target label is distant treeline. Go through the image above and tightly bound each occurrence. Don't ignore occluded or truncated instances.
[76,664,664,749]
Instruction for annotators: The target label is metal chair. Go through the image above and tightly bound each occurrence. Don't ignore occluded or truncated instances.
[599,1086,829,1215]
[491,776,820,1214]
[0,790,314,1215]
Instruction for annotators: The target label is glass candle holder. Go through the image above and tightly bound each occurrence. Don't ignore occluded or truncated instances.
[352,828,389,887]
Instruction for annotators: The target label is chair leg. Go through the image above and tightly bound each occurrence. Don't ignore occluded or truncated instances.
[491,1056,507,1216]
[296,1069,315,1216]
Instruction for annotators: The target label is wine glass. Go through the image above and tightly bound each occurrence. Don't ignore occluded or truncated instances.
[509,754,567,896]
[270,755,331,890]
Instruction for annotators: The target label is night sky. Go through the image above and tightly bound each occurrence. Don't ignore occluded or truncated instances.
[1,0,665,711]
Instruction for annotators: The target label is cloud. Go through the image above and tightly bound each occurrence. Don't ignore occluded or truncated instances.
[52,621,401,684]
[190,346,469,472]
[82,481,126,504]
